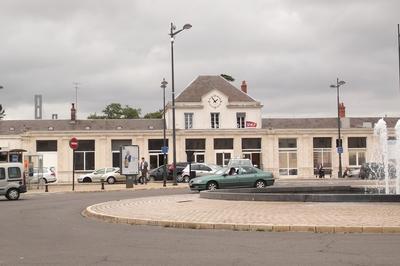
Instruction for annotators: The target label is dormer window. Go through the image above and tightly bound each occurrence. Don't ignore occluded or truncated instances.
[211,113,219,129]
[184,113,193,129]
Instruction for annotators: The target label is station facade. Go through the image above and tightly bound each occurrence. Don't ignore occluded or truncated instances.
[0,75,398,182]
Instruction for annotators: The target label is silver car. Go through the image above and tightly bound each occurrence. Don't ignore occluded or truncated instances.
[28,167,57,184]
[77,168,118,183]
[101,168,126,184]
[181,163,221,183]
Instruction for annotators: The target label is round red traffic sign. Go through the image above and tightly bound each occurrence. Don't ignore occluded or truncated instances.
[69,137,79,150]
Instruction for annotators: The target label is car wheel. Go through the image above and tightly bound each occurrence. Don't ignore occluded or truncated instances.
[255,180,266,188]
[206,181,218,191]
[6,188,20,200]
[176,174,184,183]
[83,177,92,183]
[107,177,116,184]
[184,175,190,183]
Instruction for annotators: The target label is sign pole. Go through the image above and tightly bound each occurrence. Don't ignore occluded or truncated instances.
[72,149,75,191]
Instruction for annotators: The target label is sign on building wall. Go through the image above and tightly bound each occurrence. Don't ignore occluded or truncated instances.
[246,121,257,128]
[120,145,139,175]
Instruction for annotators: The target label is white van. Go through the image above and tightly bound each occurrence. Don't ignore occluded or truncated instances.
[0,163,27,200]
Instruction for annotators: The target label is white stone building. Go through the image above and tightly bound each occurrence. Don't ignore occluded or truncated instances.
[0,75,398,182]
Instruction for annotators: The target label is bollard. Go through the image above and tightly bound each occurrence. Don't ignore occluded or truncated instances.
[45,184,48,192]
[101,179,105,190]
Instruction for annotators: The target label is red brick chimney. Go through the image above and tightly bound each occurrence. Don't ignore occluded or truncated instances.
[71,103,76,121]
[241,80,247,94]
[339,102,346,118]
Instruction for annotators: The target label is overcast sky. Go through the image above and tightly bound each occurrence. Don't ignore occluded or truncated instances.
[0,0,399,120]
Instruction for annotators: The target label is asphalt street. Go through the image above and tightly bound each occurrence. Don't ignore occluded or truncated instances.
[1,186,400,266]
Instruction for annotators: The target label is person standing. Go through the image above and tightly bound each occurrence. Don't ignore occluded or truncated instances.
[317,163,325,178]
[140,157,148,184]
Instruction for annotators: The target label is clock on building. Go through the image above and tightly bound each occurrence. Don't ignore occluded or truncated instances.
[208,95,222,108]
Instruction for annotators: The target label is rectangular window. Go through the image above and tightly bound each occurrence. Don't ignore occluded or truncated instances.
[148,139,169,169]
[214,138,233,149]
[111,139,132,168]
[36,140,57,152]
[0,168,5,180]
[242,138,261,150]
[348,137,367,167]
[184,113,193,129]
[236,112,246,128]
[211,113,220,129]
[8,167,21,179]
[185,139,206,150]
[74,140,95,171]
[148,139,168,151]
[313,138,332,175]
[279,138,297,176]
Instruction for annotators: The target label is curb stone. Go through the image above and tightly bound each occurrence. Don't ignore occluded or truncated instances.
[82,205,400,234]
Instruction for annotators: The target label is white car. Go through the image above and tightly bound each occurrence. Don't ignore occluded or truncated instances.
[181,163,221,183]
[101,168,126,184]
[28,167,57,184]
[77,167,118,183]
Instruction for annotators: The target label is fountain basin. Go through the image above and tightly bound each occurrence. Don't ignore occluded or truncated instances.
[200,186,400,202]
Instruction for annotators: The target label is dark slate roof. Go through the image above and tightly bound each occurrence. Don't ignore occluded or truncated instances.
[0,119,163,135]
[262,117,400,129]
[176,75,257,103]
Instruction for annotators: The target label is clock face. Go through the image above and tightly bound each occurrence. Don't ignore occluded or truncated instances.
[208,95,222,108]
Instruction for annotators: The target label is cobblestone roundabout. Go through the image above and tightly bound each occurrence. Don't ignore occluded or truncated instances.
[84,194,400,233]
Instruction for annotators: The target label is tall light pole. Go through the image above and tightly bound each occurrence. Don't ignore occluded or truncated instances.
[161,78,168,187]
[169,22,192,186]
[330,78,346,178]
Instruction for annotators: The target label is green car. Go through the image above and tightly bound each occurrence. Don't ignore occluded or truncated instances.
[189,166,274,191]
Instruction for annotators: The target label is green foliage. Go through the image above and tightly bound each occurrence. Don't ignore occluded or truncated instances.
[87,103,141,119]
[0,104,5,119]
[143,109,163,119]
[220,74,235,82]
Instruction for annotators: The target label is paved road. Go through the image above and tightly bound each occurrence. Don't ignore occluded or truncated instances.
[1,187,400,265]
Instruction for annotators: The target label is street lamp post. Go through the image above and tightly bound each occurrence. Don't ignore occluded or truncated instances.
[169,22,192,186]
[161,78,168,187]
[330,78,346,178]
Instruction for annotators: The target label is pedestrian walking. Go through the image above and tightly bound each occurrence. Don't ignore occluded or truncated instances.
[140,157,149,184]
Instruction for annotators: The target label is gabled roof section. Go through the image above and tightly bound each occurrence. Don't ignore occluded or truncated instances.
[175,75,257,103]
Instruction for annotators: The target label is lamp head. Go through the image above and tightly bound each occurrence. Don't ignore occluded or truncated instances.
[330,85,336,88]
[338,80,346,86]
[0,86,3,89]
[183,24,192,30]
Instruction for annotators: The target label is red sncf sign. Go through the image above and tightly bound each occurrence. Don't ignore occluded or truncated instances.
[69,137,79,150]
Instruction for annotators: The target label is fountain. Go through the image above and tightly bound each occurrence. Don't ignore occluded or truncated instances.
[200,118,400,202]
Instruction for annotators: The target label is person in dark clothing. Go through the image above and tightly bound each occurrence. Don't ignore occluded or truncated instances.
[317,163,325,178]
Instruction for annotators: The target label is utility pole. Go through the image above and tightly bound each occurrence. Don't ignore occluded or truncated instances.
[73,82,80,118]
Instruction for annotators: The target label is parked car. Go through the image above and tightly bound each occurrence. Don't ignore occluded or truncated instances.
[227,158,253,167]
[148,165,173,181]
[77,167,118,183]
[359,162,396,179]
[189,165,274,191]
[0,162,27,200]
[101,168,126,184]
[28,167,57,184]
[181,163,221,183]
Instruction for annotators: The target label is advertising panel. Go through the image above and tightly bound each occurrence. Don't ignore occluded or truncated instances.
[120,145,139,175]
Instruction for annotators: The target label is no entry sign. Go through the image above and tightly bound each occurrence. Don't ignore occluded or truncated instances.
[69,137,79,150]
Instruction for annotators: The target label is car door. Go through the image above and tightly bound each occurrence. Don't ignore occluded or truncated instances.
[218,168,241,189]
[238,166,258,187]
[0,167,7,195]
[92,169,106,182]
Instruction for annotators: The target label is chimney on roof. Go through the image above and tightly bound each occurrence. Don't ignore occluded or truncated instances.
[71,103,76,122]
[241,80,247,94]
[339,102,346,118]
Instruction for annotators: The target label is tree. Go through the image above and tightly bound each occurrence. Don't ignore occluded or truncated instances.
[143,109,163,119]
[220,74,235,82]
[0,104,5,120]
[87,103,141,119]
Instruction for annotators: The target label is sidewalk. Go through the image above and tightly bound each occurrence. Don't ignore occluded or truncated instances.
[26,182,186,194]
[84,193,400,234]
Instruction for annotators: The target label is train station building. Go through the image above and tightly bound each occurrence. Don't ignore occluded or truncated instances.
[0,75,398,182]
